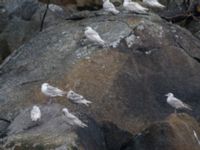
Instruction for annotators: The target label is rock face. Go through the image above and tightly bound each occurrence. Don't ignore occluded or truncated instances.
[122,113,200,150]
[3,104,105,150]
[0,1,200,149]
[39,0,102,9]
[3,104,106,150]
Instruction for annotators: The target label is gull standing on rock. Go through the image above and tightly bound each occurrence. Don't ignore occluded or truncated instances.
[41,83,66,103]
[49,4,63,13]
[123,0,148,14]
[143,0,165,8]
[165,93,192,113]
[67,90,92,106]
[84,26,106,46]
[31,105,41,122]
[103,0,120,15]
[62,108,88,128]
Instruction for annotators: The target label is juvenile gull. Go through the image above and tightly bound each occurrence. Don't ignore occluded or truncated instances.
[103,0,120,15]
[84,26,106,46]
[31,105,41,122]
[123,0,148,14]
[165,93,192,113]
[67,90,92,106]
[143,0,165,8]
[62,108,87,128]
[41,83,66,103]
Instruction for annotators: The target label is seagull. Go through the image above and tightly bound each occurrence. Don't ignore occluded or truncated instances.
[84,26,106,46]
[67,90,92,106]
[143,0,165,8]
[30,105,41,122]
[49,4,63,13]
[123,0,149,14]
[62,108,87,128]
[165,93,192,113]
[193,130,200,145]
[103,0,120,15]
[41,83,66,103]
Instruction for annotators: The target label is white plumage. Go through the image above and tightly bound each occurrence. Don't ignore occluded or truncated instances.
[31,105,41,122]
[84,26,106,46]
[103,0,120,15]
[67,90,92,106]
[143,0,165,8]
[165,93,192,113]
[49,4,63,12]
[193,130,200,145]
[41,83,66,97]
[62,108,87,128]
[123,0,148,14]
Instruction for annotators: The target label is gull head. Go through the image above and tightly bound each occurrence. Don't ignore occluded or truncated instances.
[67,90,75,97]
[42,83,49,87]
[165,93,174,97]
[41,83,49,91]
[85,26,92,31]
[62,108,69,115]
[33,105,39,110]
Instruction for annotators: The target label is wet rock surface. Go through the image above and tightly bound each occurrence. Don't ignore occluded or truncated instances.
[0,0,200,150]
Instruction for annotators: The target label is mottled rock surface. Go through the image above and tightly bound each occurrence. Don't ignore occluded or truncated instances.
[122,113,200,150]
[0,0,200,149]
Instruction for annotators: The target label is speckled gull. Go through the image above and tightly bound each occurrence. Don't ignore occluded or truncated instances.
[31,105,41,122]
[143,0,165,8]
[123,0,148,14]
[165,93,192,113]
[84,26,106,46]
[67,90,92,106]
[103,0,120,15]
[41,83,66,97]
[62,108,88,128]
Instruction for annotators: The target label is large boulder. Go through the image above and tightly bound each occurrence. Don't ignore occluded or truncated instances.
[0,8,200,149]
[2,104,106,150]
[122,113,200,150]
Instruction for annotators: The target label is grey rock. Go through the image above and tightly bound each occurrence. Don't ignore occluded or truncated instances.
[0,8,200,149]
[10,1,39,21]
[122,113,200,150]
[0,16,39,52]
[3,104,106,150]
[0,120,10,138]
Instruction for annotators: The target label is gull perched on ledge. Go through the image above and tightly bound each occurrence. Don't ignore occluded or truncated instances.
[103,0,120,15]
[165,93,192,113]
[41,83,66,103]
[143,0,165,8]
[84,26,106,46]
[123,0,148,14]
[67,90,92,106]
[31,105,41,122]
[62,108,88,128]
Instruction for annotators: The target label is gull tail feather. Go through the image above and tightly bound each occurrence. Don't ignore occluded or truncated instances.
[80,122,88,128]
[183,103,192,110]
[156,3,165,8]
[83,99,92,106]
[112,9,120,15]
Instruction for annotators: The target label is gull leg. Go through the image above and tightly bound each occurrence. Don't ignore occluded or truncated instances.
[174,109,177,114]
[46,97,52,104]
